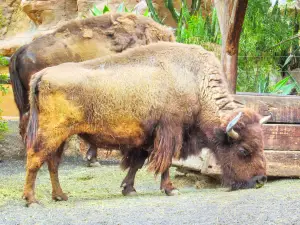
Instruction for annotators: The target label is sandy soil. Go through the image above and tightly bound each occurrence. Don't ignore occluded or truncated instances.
[1,159,300,225]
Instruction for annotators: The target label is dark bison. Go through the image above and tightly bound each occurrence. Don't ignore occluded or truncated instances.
[9,13,175,164]
[24,42,270,206]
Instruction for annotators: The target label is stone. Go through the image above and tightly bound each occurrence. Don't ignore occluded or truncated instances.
[82,28,93,38]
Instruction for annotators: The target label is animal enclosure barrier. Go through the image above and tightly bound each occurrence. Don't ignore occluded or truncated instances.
[173,93,300,177]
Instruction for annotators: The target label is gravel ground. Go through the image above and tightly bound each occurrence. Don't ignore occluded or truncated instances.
[1,159,300,225]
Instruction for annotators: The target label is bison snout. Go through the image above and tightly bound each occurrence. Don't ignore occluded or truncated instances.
[230,175,267,190]
[252,175,267,188]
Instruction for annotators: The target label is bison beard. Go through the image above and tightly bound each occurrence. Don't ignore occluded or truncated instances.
[24,42,269,206]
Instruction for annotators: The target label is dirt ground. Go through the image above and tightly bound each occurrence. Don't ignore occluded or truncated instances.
[1,159,300,225]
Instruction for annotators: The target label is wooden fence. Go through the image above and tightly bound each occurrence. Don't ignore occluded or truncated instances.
[173,93,300,177]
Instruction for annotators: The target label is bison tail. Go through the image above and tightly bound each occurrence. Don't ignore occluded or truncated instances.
[9,45,28,117]
[25,72,43,150]
[148,121,183,175]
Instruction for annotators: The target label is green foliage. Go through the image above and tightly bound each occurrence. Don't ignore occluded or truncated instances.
[89,2,151,18]
[146,0,162,24]
[237,0,300,93]
[269,76,296,94]
[146,0,201,24]
[90,4,109,16]
[0,72,8,140]
[176,5,221,46]
[0,56,9,66]
[0,54,9,139]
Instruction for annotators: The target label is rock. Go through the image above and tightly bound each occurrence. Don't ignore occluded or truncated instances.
[20,0,77,27]
[0,118,25,160]
[82,28,93,38]
[0,33,33,56]
[0,0,32,40]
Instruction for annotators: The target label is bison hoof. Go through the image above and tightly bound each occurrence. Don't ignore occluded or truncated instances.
[27,202,42,208]
[52,193,68,201]
[24,198,41,207]
[122,186,137,196]
[88,161,101,167]
[124,190,137,196]
[23,193,40,207]
[165,189,180,196]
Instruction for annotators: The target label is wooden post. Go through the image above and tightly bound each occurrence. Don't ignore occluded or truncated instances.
[214,0,248,93]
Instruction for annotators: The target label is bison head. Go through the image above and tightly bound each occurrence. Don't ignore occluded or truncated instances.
[213,109,271,190]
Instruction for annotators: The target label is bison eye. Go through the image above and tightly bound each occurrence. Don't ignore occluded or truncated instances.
[238,147,251,157]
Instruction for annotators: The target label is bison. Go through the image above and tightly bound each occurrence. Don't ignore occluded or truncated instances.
[9,13,175,165]
[24,42,270,206]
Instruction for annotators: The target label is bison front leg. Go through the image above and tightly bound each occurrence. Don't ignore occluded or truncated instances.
[23,148,46,206]
[161,168,179,196]
[47,142,68,201]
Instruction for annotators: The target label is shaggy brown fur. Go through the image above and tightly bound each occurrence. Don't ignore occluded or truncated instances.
[24,42,268,205]
[9,13,175,139]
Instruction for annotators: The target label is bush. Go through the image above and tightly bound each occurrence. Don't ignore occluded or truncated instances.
[89,2,151,17]
[237,0,300,93]
[0,56,9,139]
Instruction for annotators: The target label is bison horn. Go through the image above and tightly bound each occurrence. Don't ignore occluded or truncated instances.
[226,112,243,140]
[259,114,272,124]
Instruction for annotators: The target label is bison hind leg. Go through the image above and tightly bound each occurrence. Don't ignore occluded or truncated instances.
[120,149,149,196]
[47,141,68,202]
[23,145,48,206]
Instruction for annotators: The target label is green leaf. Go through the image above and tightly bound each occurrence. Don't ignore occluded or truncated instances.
[90,5,102,16]
[0,85,8,95]
[117,2,124,13]
[124,6,129,13]
[270,76,290,93]
[282,54,293,69]
[143,8,149,17]
[103,5,110,14]
[274,83,295,95]
[0,56,9,66]
[146,0,163,24]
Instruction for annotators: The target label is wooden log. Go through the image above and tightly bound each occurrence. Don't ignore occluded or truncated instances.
[266,151,300,177]
[173,149,300,177]
[263,124,300,151]
[172,149,221,176]
[234,93,300,124]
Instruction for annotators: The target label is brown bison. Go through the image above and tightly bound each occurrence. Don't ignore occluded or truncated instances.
[9,13,175,164]
[24,42,270,206]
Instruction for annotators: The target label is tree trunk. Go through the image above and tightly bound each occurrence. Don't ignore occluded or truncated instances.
[214,0,248,94]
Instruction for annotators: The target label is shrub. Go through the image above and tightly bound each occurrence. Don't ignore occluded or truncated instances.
[237,0,300,93]
[0,56,9,139]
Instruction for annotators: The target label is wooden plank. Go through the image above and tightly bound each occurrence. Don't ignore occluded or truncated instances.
[173,149,300,178]
[266,151,300,177]
[233,93,300,124]
[263,124,300,151]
